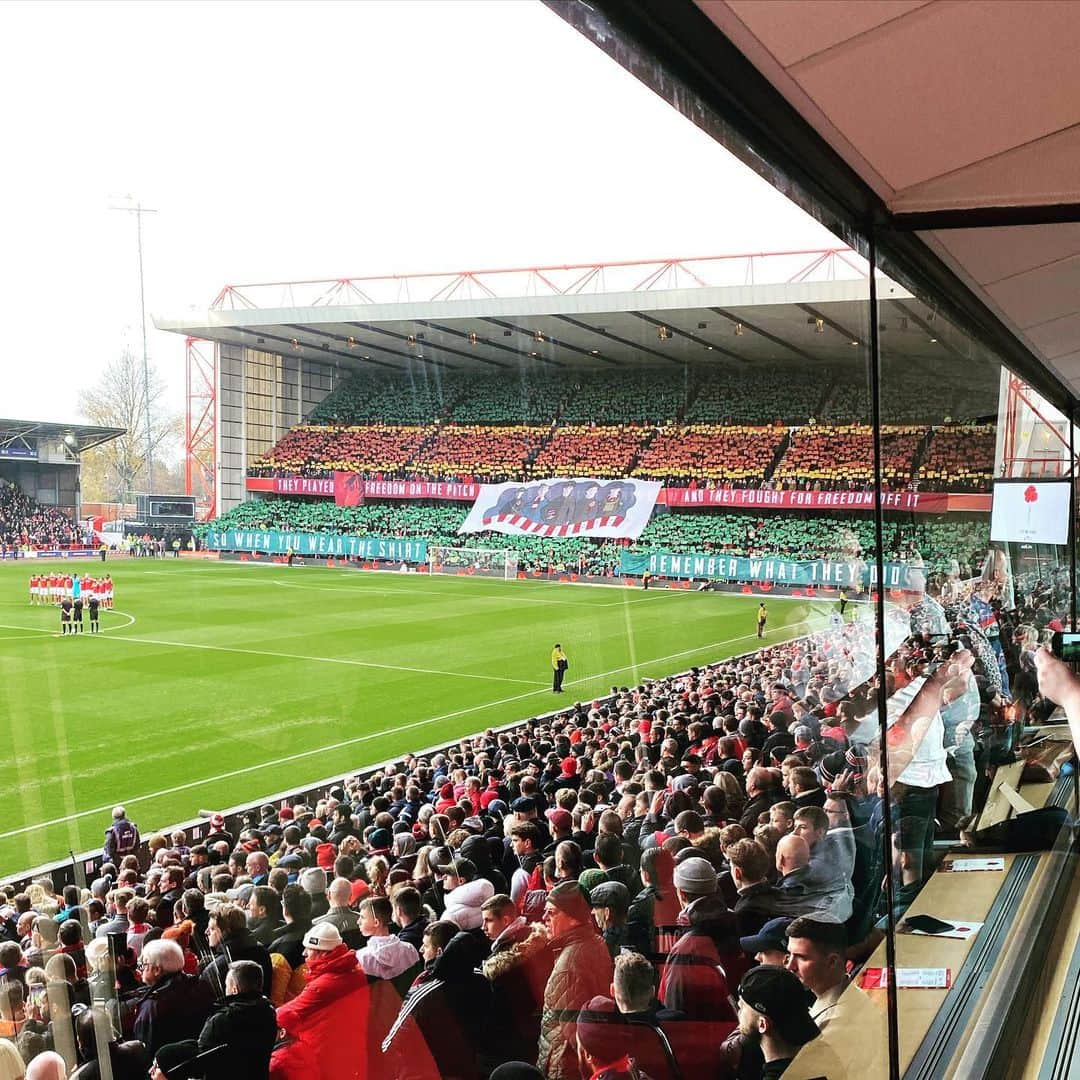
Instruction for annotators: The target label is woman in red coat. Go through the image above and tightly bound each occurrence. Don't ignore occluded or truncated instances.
[274,923,369,1080]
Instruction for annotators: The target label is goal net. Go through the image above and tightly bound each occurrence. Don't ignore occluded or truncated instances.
[427,546,519,581]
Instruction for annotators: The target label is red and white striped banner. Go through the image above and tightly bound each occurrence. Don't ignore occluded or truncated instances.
[460,478,661,539]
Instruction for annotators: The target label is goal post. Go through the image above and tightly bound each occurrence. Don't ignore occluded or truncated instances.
[426,545,519,581]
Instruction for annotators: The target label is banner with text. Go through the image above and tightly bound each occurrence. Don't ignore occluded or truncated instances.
[620,550,923,588]
[250,476,481,501]
[204,529,427,562]
[460,477,662,539]
[658,487,989,513]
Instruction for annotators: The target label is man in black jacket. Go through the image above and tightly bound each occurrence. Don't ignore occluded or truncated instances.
[197,959,277,1079]
[200,903,273,1002]
[133,940,214,1059]
[246,887,285,948]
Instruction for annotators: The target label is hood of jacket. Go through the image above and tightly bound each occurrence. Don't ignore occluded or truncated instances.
[443,877,495,929]
[431,930,485,982]
[482,922,548,980]
[305,943,360,979]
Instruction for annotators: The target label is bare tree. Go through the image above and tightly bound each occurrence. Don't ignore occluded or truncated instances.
[79,348,181,501]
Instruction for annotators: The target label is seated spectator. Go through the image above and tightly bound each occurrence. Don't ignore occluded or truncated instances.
[69,1004,148,1080]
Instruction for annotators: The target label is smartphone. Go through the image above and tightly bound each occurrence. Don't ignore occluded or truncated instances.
[904,914,955,935]
[1051,632,1080,663]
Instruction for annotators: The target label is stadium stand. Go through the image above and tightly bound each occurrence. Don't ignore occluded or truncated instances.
[634,424,788,485]
[6,564,1071,1080]
[685,367,824,425]
[409,425,550,483]
[308,373,459,425]
[205,498,990,577]
[246,368,998,493]
[917,424,997,492]
[249,425,432,479]
[544,369,689,424]
[528,425,650,478]
[447,372,563,424]
[0,479,84,550]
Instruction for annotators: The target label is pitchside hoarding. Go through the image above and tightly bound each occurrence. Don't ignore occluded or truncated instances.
[205,529,427,561]
[620,550,923,588]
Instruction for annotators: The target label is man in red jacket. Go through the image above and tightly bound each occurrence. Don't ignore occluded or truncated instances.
[274,923,368,1080]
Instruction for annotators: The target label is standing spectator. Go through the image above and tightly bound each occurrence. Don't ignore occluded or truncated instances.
[355,897,419,983]
[537,881,614,1080]
[480,894,553,1071]
[103,807,140,865]
[133,940,214,1059]
[735,966,827,1079]
[200,903,273,1003]
[658,857,742,1025]
[381,923,492,1080]
[275,922,369,1080]
[196,959,278,1080]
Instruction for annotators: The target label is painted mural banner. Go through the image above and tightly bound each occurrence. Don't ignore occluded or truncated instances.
[460,477,662,539]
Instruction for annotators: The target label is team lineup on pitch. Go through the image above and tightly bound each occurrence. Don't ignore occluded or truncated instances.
[0,558,828,873]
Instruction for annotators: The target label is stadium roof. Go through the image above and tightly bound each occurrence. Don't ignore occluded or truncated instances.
[695,2,1080,397]
[0,418,125,456]
[155,250,991,375]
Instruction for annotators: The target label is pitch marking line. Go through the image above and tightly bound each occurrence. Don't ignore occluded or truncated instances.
[0,611,137,636]
[95,633,544,687]
[0,616,826,841]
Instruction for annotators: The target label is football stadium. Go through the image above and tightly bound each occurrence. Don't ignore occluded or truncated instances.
[2,3,1080,1080]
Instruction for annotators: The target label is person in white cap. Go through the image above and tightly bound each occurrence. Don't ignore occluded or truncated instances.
[275,921,369,1079]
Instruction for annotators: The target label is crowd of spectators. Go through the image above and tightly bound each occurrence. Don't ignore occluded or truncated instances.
[3,560,1061,1079]
[203,497,991,581]
[770,426,927,491]
[247,369,994,491]
[0,481,84,552]
[410,426,550,483]
[917,426,996,492]
[249,427,431,479]
[685,369,823,426]
[528,426,649,480]
[634,425,788,486]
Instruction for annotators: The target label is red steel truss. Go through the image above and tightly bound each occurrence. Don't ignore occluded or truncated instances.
[209,249,867,311]
[1001,372,1076,478]
[185,337,217,520]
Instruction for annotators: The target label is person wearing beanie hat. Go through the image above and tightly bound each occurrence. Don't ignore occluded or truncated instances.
[316,842,338,871]
[659,856,744,1025]
[573,996,641,1080]
[151,1041,199,1080]
[298,867,330,920]
[276,920,368,1080]
[537,881,613,1079]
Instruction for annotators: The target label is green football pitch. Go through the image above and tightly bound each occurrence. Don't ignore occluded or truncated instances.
[0,558,827,875]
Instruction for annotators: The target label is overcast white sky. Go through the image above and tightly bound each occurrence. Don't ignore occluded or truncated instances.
[0,0,838,429]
